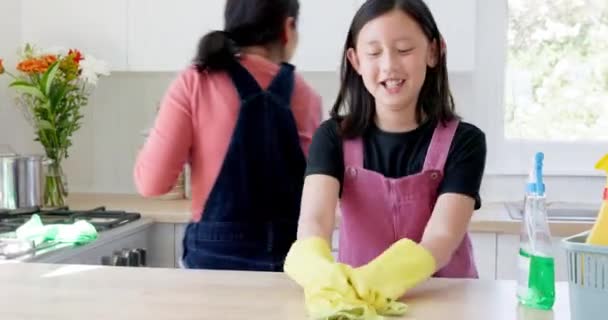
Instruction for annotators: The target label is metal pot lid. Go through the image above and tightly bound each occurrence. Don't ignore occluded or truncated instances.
[0,154,45,160]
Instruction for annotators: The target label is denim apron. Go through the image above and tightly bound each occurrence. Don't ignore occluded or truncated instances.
[182,61,306,271]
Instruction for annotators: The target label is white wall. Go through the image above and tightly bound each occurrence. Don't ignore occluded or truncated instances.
[0,1,38,155]
[0,1,602,205]
[0,70,343,193]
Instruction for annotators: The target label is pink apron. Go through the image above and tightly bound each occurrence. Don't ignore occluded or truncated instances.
[338,120,478,278]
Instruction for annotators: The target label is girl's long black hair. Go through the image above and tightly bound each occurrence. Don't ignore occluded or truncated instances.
[331,0,458,138]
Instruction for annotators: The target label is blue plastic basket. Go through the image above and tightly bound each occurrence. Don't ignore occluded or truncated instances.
[562,231,608,320]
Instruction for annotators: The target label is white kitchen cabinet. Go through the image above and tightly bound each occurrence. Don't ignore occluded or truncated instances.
[128,0,358,72]
[147,223,177,268]
[291,0,360,72]
[496,234,567,281]
[127,0,225,71]
[17,0,476,72]
[352,0,476,72]
[299,0,477,72]
[20,0,128,71]
[174,223,187,267]
[470,232,497,280]
[331,229,496,279]
[424,0,476,72]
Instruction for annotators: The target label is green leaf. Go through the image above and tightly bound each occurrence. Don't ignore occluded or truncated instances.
[41,61,61,96]
[37,120,54,130]
[49,84,71,110]
[10,80,37,89]
[9,81,46,100]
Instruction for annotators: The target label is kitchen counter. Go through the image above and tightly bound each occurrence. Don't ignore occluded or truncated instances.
[64,193,595,236]
[472,203,593,236]
[0,262,569,320]
[66,193,192,224]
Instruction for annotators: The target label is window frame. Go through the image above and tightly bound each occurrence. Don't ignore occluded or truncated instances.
[479,0,606,177]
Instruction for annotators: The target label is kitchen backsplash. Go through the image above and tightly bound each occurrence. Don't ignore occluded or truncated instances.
[1,70,601,204]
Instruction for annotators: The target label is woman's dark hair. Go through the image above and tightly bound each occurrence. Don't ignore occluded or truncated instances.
[331,0,458,138]
[194,0,300,72]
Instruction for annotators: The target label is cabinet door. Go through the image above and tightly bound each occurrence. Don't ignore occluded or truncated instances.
[424,0,476,72]
[497,234,521,280]
[127,0,225,71]
[291,0,360,71]
[21,0,128,71]
[551,237,567,282]
[147,223,176,268]
[175,223,187,267]
[470,232,497,280]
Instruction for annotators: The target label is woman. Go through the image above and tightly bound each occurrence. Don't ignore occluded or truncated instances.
[134,0,322,271]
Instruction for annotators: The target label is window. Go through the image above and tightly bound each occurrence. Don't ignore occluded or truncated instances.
[505,0,608,142]
[482,0,608,176]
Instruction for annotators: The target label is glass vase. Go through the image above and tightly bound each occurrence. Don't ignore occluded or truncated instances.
[44,160,68,208]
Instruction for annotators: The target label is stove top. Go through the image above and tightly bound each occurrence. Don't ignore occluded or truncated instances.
[0,206,141,234]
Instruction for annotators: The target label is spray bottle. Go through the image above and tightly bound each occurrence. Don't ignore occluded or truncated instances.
[517,152,555,310]
[586,154,608,245]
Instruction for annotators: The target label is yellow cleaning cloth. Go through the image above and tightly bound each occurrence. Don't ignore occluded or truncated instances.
[348,239,436,314]
[284,237,377,320]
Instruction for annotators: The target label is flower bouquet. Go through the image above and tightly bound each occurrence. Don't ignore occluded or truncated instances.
[0,44,110,207]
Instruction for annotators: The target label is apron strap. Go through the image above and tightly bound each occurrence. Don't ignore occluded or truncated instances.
[422,119,460,173]
[266,63,295,106]
[343,138,364,168]
[226,60,263,100]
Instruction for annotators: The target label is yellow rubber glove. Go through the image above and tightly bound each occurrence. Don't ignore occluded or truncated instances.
[347,239,436,315]
[284,237,377,320]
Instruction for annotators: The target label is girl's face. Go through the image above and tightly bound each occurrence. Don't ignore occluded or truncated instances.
[347,9,438,113]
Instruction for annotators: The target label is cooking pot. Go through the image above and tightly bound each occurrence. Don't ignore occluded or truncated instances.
[0,154,45,210]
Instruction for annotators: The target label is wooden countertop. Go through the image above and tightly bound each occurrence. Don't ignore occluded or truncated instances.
[0,262,570,320]
[66,193,192,224]
[64,193,595,236]
[471,203,593,237]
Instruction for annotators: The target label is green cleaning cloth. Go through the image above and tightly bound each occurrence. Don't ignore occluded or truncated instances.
[16,214,98,246]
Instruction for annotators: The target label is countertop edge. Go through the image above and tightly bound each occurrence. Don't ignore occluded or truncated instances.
[63,193,595,237]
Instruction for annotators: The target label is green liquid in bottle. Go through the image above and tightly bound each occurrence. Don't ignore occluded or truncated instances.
[517,248,556,310]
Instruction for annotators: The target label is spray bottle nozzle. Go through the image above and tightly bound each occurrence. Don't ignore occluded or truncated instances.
[526,152,545,196]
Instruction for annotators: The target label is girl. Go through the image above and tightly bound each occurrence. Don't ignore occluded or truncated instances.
[285,0,486,317]
[134,0,322,271]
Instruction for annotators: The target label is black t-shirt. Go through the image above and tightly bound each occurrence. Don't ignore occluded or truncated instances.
[305,119,487,209]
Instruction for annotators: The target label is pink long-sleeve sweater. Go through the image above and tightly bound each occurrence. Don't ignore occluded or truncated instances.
[134,54,322,222]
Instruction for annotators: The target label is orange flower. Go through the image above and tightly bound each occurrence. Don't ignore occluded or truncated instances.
[17,55,57,74]
[17,59,39,73]
[43,54,57,65]
[0,58,4,75]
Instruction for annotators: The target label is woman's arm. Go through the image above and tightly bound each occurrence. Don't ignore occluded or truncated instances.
[420,193,476,269]
[296,174,340,245]
[134,71,194,197]
[291,76,322,156]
